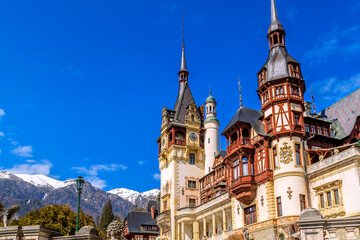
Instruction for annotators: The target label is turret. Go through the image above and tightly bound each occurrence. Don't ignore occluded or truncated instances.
[204,91,220,174]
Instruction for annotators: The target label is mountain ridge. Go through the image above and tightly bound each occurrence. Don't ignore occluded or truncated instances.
[0,170,159,220]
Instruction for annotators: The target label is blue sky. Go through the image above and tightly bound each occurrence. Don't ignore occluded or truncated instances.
[0,0,359,192]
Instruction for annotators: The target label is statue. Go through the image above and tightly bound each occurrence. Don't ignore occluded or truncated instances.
[242,227,249,240]
[0,200,20,227]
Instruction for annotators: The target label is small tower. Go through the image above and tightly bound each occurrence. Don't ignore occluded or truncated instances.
[204,90,220,174]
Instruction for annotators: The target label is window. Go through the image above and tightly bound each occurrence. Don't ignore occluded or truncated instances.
[273,147,278,168]
[327,192,332,206]
[292,86,299,95]
[277,197,283,217]
[188,180,196,188]
[311,125,316,134]
[300,194,306,211]
[324,127,329,136]
[267,117,272,130]
[189,153,195,164]
[233,159,240,180]
[294,113,300,125]
[208,138,210,144]
[251,162,254,175]
[244,206,257,225]
[305,123,310,132]
[317,126,322,135]
[242,157,249,176]
[189,198,196,207]
[166,159,168,168]
[275,86,283,95]
[163,200,168,211]
[295,144,301,165]
[320,194,325,208]
[334,189,340,205]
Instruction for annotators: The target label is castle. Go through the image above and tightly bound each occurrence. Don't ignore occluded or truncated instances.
[155,0,360,239]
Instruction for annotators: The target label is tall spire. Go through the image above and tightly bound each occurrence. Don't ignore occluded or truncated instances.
[268,0,284,34]
[180,14,187,72]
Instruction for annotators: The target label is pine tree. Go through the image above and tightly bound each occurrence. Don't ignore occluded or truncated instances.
[99,200,114,233]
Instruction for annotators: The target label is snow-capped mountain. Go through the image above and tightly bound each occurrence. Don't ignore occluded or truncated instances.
[107,188,159,206]
[14,173,75,189]
[0,170,159,219]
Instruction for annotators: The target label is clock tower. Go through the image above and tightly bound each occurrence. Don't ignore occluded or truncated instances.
[156,39,205,240]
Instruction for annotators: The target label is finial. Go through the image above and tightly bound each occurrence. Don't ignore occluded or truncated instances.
[179,14,187,72]
[182,13,185,47]
[311,86,316,114]
[268,0,284,34]
[209,84,212,96]
[238,77,243,108]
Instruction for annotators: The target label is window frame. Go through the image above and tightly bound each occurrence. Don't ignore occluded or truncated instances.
[188,198,196,207]
[295,143,302,165]
[273,146,278,169]
[189,153,195,165]
[244,205,257,225]
[276,196,283,217]
[188,180,196,189]
[300,194,306,211]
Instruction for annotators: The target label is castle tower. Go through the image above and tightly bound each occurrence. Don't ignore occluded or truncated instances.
[204,91,220,174]
[156,30,205,240]
[257,0,307,227]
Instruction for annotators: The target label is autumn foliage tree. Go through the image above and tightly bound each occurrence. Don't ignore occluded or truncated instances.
[18,204,95,235]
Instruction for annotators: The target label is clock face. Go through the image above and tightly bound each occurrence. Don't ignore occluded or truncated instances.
[189,132,198,142]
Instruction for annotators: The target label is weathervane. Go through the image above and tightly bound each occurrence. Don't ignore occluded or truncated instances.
[238,77,243,108]
[311,86,316,114]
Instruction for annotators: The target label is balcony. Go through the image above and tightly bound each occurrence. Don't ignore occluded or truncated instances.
[156,210,171,232]
[254,169,273,184]
[227,138,251,153]
[231,176,257,205]
[168,139,186,148]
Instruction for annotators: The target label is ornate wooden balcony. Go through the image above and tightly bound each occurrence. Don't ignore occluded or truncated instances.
[231,175,257,205]
[254,169,273,184]
[227,138,251,153]
[168,139,186,148]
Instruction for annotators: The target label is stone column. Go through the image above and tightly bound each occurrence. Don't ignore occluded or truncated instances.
[222,208,227,235]
[212,213,216,237]
[181,221,185,240]
[328,228,337,240]
[345,227,356,240]
[193,221,200,240]
[177,222,180,240]
[203,217,207,238]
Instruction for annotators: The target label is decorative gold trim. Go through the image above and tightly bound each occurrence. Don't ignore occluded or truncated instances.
[280,142,293,164]
[273,171,304,180]
[266,181,276,219]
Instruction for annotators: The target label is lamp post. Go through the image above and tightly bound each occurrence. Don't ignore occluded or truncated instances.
[75,176,84,233]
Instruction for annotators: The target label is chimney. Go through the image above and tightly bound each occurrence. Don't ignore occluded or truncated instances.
[151,206,157,219]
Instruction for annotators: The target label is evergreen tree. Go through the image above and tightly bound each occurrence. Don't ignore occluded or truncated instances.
[99,200,114,233]
[17,204,94,235]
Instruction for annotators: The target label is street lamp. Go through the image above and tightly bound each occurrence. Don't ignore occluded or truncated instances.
[75,176,84,233]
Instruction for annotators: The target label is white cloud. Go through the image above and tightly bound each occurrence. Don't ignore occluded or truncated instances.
[305,25,360,66]
[26,159,36,163]
[138,160,145,166]
[313,72,360,103]
[0,109,5,118]
[153,173,161,180]
[11,145,33,157]
[0,132,4,137]
[85,176,107,189]
[9,159,53,175]
[72,164,127,176]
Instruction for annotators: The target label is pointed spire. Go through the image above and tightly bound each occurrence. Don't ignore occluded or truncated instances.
[209,84,212,96]
[238,77,243,108]
[268,0,284,34]
[180,14,188,72]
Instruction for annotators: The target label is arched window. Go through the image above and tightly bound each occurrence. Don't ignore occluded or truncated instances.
[210,106,212,112]
[242,157,248,176]
[279,234,285,240]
